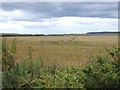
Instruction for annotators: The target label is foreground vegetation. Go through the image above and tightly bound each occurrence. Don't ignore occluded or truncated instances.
[2,38,120,88]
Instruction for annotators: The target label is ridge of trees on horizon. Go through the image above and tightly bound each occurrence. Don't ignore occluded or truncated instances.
[1,31,119,37]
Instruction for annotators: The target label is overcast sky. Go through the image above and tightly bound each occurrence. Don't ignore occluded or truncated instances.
[0,2,118,34]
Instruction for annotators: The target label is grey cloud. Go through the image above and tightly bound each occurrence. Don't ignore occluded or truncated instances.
[1,2,118,21]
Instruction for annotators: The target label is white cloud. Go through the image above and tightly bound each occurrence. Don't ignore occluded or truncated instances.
[0,9,118,34]
[0,9,34,22]
[0,9,23,21]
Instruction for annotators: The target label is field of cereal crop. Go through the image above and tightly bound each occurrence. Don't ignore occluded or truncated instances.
[2,35,118,67]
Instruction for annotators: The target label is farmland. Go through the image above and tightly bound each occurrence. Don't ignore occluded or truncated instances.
[2,35,120,88]
[3,35,118,67]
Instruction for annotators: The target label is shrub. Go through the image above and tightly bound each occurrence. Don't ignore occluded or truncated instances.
[82,47,120,88]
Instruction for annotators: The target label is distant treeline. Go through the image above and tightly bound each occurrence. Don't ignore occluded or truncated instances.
[86,31,120,35]
[2,33,45,37]
[1,33,88,37]
[1,31,119,37]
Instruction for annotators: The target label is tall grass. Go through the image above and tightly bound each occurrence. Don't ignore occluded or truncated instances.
[2,38,120,88]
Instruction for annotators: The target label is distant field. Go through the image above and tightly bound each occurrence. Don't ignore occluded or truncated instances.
[1,35,118,67]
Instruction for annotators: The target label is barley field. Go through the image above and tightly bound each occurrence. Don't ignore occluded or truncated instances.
[2,35,118,67]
